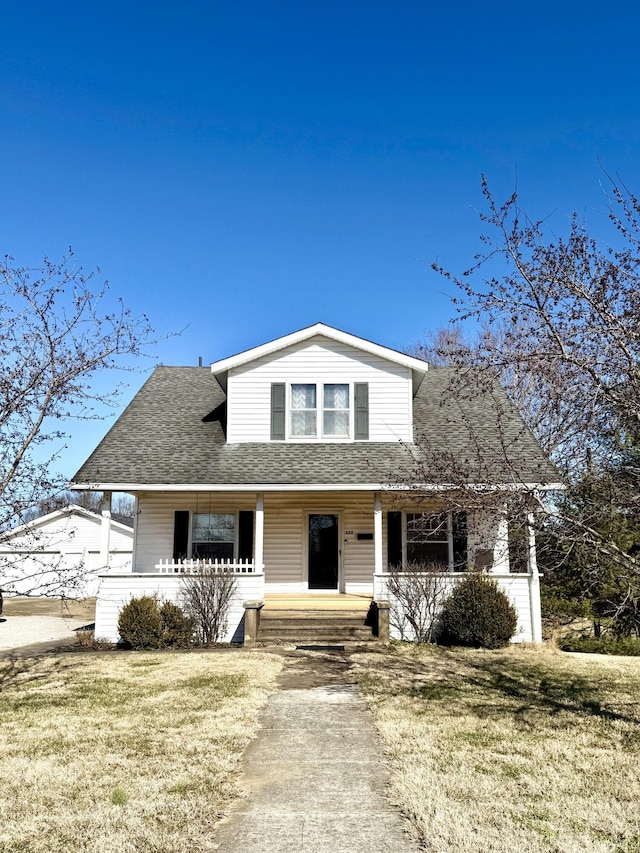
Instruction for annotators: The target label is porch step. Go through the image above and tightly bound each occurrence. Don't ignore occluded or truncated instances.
[257,608,376,644]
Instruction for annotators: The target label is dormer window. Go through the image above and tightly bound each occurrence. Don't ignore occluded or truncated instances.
[271,381,368,441]
[290,383,350,438]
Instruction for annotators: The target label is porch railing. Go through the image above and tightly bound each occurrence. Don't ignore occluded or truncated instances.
[154,558,256,575]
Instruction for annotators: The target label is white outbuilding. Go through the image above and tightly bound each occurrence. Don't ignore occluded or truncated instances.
[0,505,133,598]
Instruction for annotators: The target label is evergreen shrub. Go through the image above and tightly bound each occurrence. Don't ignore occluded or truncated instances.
[117,596,195,649]
[117,595,163,649]
[439,574,518,649]
[159,600,195,647]
[558,634,640,656]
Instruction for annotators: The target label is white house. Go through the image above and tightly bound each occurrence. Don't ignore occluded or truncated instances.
[0,505,133,598]
[70,323,559,643]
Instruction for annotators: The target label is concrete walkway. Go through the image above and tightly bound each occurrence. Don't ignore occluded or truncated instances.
[213,648,417,853]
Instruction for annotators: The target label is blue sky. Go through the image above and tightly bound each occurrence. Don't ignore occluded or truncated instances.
[2,1,640,480]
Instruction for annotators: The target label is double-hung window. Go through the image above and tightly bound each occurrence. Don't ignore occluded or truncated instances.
[291,384,317,437]
[173,510,254,562]
[322,384,350,437]
[290,383,350,438]
[388,510,468,571]
[192,513,235,559]
[406,512,450,567]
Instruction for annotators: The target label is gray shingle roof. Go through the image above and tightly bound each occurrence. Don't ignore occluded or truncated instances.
[71,366,558,488]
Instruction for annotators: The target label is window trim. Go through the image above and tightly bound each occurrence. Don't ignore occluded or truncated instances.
[286,381,354,442]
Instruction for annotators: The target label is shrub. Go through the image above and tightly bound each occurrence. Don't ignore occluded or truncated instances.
[117,595,164,649]
[74,629,114,651]
[159,600,195,648]
[117,596,195,649]
[541,586,593,621]
[439,574,518,649]
[558,633,640,656]
[181,568,237,646]
[386,561,450,642]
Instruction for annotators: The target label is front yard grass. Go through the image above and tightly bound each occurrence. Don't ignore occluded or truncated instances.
[0,650,282,853]
[352,644,640,853]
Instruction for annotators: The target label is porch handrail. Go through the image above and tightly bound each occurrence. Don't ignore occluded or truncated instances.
[155,558,255,575]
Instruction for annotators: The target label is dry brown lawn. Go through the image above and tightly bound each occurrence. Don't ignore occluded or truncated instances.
[3,596,96,619]
[353,644,640,853]
[0,649,282,852]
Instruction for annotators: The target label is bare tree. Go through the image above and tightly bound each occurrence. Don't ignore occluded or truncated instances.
[180,567,238,645]
[436,176,640,466]
[23,490,135,523]
[386,561,452,642]
[404,325,470,367]
[0,249,159,592]
[429,176,640,633]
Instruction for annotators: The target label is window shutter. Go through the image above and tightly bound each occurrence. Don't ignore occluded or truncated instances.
[387,511,402,568]
[354,382,369,440]
[238,511,254,561]
[173,510,190,561]
[452,511,468,571]
[271,383,286,440]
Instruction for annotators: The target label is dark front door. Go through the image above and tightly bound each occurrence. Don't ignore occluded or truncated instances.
[308,514,339,589]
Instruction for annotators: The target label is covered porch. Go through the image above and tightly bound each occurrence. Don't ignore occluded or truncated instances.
[94,488,543,644]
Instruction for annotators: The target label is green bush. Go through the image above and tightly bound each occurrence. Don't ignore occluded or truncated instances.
[118,595,164,649]
[439,574,518,649]
[117,596,195,649]
[558,634,640,656]
[159,600,195,648]
[541,586,593,621]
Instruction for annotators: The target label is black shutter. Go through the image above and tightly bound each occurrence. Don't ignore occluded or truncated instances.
[387,511,402,569]
[271,383,286,440]
[354,382,369,440]
[173,511,190,560]
[238,511,254,560]
[452,511,468,571]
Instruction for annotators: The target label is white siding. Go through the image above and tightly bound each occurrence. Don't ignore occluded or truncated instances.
[468,507,510,572]
[263,498,303,588]
[225,336,413,443]
[135,490,378,594]
[0,511,133,597]
[94,572,264,644]
[0,512,132,553]
[134,492,256,572]
[374,573,535,643]
[263,491,377,593]
[105,489,542,643]
[135,492,515,589]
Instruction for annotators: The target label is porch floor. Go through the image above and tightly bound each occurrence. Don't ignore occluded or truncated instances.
[262,593,371,612]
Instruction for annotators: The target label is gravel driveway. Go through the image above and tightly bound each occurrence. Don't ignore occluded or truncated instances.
[0,615,92,652]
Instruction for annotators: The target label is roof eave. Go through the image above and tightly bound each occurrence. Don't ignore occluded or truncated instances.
[69,480,564,493]
[209,322,429,382]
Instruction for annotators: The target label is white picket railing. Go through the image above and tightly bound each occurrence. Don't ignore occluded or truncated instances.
[154,558,256,575]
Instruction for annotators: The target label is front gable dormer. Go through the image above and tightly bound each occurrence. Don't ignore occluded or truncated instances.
[210,323,428,444]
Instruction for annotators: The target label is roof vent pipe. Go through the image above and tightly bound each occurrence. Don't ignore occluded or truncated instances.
[198,356,203,367]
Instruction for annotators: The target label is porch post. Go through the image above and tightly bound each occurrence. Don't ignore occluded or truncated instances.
[526,511,543,643]
[100,491,113,569]
[374,492,383,575]
[255,492,264,572]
